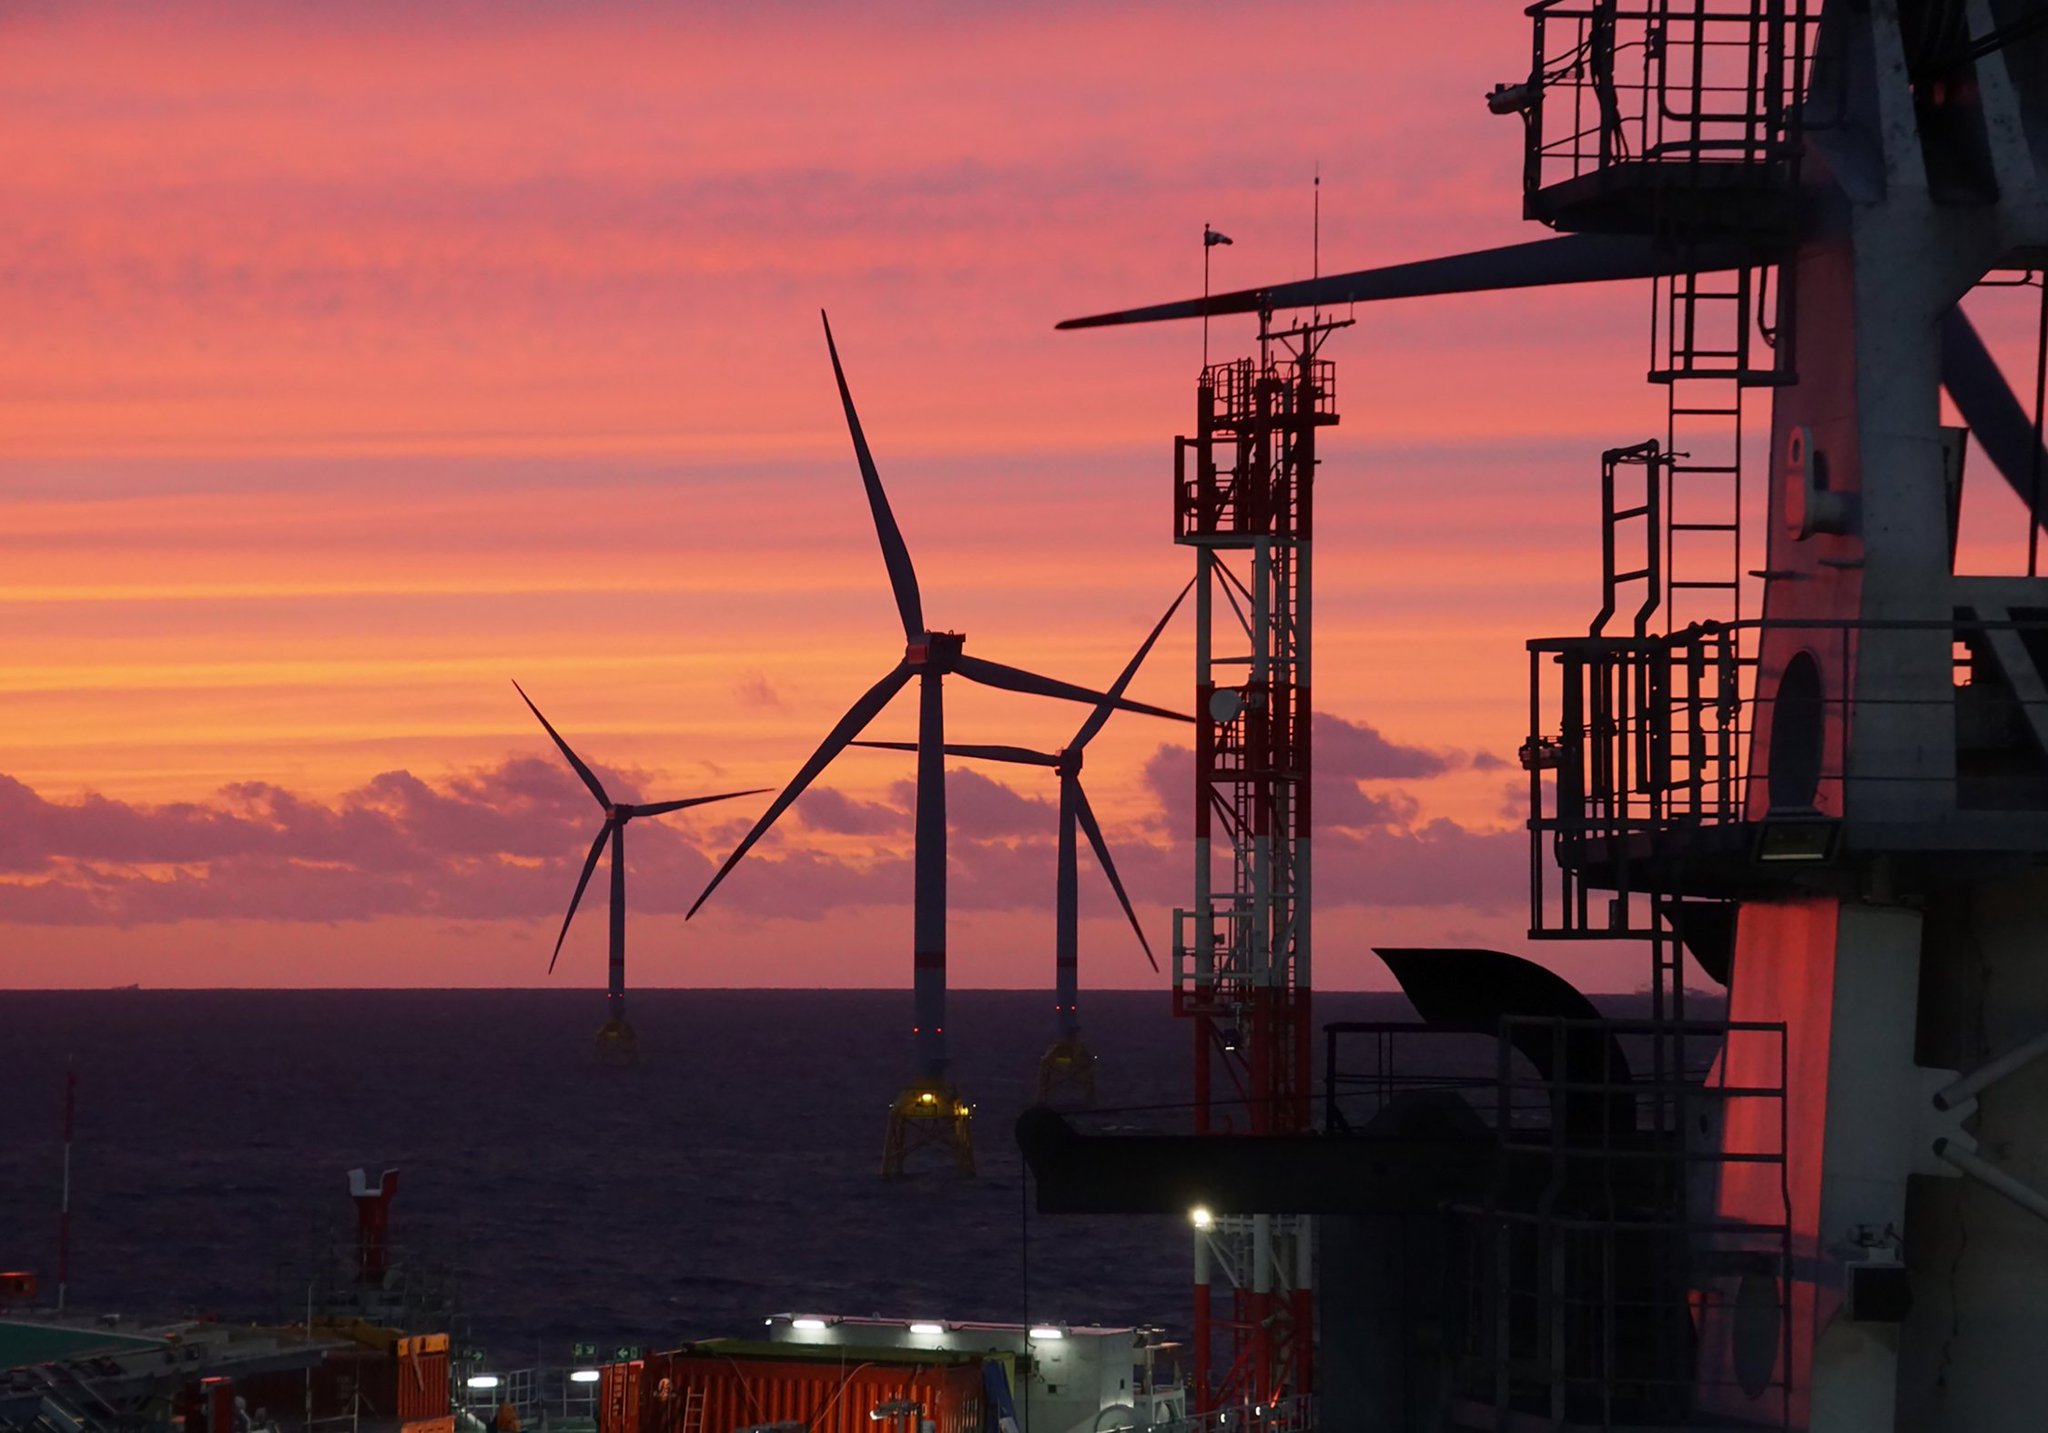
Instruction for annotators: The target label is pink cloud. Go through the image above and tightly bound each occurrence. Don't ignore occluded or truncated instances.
[732,673,783,710]
[0,757,718,927]
[795,784,910,836]
[1139,714,1501,837]
[895,767,1059,841]
[0,736,1524,933]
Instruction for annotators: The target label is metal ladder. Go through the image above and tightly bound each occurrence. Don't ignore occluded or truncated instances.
[1594,440,1664,639]
[1652,263,1756,635]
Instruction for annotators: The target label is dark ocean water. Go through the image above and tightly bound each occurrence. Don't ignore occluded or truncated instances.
[0,989,1412,1362]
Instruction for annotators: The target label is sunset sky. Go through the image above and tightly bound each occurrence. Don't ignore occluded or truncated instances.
[4,1,2042,993]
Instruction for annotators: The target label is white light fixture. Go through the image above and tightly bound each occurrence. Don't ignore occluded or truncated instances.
[1028,1326,1064,1341]
[466,1376,500,1391]
[791,1317,829,1331]
[1190,1206,1214,1230]
[908,1322,945,1337]
[569,1370,601,1385]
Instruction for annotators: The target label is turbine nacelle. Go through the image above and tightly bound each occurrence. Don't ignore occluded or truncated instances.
[906,632,967,671]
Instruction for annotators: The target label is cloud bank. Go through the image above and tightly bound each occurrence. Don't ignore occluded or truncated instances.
[0,714,1520,929]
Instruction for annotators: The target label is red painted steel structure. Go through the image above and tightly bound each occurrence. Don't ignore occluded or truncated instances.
[602,1350,984,1433]
[395,1334,452,1424]
[199,1376,236,1433]
[1172,317,1342,1414]
[348,1167,399,1284]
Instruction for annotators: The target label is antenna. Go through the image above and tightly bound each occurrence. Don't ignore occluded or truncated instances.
[1203,225,1212,371]
[58,1060,75,1312]
[1203,225,1235,372]
[1312,167,1321,328]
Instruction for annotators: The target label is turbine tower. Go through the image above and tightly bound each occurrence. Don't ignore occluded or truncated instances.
[515,681,762,1064]
[857,578,1193,1106]
[689,313,1187,1175]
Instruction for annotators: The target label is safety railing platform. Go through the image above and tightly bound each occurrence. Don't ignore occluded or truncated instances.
[1507,0,1817,239]
[1526,612,2048,938]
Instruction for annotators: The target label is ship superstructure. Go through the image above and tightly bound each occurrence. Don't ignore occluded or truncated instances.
[1046,2,2048,1430]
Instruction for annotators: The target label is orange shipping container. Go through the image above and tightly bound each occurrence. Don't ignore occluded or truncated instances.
[600,1360,643,1433]
[606,1348,983,1433]
[396,1334,451,1421]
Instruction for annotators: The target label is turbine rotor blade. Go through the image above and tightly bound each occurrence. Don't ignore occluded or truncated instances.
[1074,782,1157,973]
[1942,305,2048,522]
[955,653,1191,723]
[630,788,772,819]
[550,821,613,974]
[851,740,1058,766]
[1056,233,1755,330]
[688,662,914,918]
[1074,576,1197,750]
[822,312,925,639]
[513,679,609,806]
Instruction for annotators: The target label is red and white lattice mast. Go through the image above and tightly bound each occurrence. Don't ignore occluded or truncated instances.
[1172,299,1346,1417]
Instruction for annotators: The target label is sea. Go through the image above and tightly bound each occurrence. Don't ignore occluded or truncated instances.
[0,988,1417,1363]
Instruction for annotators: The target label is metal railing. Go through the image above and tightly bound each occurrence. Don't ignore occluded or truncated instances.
[1325,1022,1530,1137]
[1526,611,2048,936]
[1526,620,1746,937]
[1174,357,1331,543]
[456,1366,603,1432]
[1323,1015,1791,1428]
[1520,0,1817,198]
[1476,1016,1790,1428]
[1145,1392,1314,1433]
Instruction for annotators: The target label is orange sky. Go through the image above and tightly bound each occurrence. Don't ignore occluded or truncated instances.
[2,2,2041,994]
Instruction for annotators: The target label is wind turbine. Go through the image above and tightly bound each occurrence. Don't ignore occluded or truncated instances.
[687,312,1188,1175]
[514,680,764,1064]
[856,578,1193,1106]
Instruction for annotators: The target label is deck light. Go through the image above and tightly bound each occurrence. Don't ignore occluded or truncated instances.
[791,1317,829,1331]
[1190,1206,1214,1230]
[1028,1326,1064,1341]
[466,1376,500,1391]
[1755,815,1840,863]
[908,1322,945,1336]
[569,1370,601,1385]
